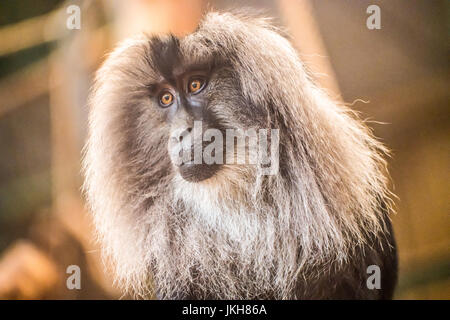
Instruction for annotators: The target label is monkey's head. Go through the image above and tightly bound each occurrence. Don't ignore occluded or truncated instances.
[83,12,392,298]
[86,13,293,188]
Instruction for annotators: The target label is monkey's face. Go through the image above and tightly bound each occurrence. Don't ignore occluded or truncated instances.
[142,36,266,183]
[90,22,280,189]
[151,69,223,183]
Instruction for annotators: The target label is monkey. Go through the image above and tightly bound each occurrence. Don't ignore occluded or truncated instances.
[82,11,397,299]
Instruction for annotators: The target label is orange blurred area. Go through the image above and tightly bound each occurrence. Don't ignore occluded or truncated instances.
[0,0,448,299]
[0,241,59,299]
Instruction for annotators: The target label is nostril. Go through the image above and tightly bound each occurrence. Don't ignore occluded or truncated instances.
[177,127,192,143]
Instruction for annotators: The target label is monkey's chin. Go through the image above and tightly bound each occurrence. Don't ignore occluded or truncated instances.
[178,163,220,182]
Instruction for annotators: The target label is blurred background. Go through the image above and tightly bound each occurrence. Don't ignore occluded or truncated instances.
[0,0,448,299]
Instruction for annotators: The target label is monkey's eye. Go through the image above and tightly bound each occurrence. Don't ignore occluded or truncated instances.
[159,91,174,107]
[188,78,206,94]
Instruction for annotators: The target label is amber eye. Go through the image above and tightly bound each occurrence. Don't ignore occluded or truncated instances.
[159,91,174,107]
[188,78,205,94]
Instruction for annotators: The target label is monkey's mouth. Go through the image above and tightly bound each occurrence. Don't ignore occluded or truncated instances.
[178,161,220,182]
[171,142,223,182]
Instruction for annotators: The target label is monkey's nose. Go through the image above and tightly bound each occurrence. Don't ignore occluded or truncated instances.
[171,127,192,143]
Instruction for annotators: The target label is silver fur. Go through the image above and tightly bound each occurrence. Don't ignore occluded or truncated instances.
[83,12,394,299]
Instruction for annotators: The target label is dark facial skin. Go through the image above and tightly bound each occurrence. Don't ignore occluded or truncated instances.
[150,69,222,182]
[144,36,266,183]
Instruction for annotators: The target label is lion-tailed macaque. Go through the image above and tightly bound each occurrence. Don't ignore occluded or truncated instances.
[83,11,397,299]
